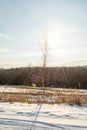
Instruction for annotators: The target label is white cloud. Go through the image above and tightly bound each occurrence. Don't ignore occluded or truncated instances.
[0,48,11,53]
[0,47,87,68]
[0,33,11,39]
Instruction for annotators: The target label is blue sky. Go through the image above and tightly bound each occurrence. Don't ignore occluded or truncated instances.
[0,0,87,68]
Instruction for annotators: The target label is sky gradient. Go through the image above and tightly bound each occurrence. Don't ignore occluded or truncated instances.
[0,0,87,68]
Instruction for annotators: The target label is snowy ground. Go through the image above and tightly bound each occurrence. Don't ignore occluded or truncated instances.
[0,102,87,130]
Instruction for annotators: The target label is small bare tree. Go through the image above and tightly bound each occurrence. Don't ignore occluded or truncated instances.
[42,31,49,87]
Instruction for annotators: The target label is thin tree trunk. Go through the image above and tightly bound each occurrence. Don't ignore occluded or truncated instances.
[42,32,48,87]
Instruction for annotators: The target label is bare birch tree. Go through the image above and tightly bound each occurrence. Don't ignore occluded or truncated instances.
[42,31,48,87]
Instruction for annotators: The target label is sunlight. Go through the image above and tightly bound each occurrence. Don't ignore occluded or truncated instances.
[47,27,61,49]
[46,22,76,49]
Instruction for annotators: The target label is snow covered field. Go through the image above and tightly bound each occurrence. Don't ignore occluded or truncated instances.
[0,102,87,130]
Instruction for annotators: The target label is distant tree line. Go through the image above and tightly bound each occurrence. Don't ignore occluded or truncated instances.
[0,66,87,89]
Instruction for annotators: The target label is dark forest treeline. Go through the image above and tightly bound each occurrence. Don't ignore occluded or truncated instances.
[0,67,87,89]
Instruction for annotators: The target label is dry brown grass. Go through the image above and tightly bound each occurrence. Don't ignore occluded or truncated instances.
[0,87,87,105]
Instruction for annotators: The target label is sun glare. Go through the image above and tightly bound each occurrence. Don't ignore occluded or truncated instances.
[47,27,61,48]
